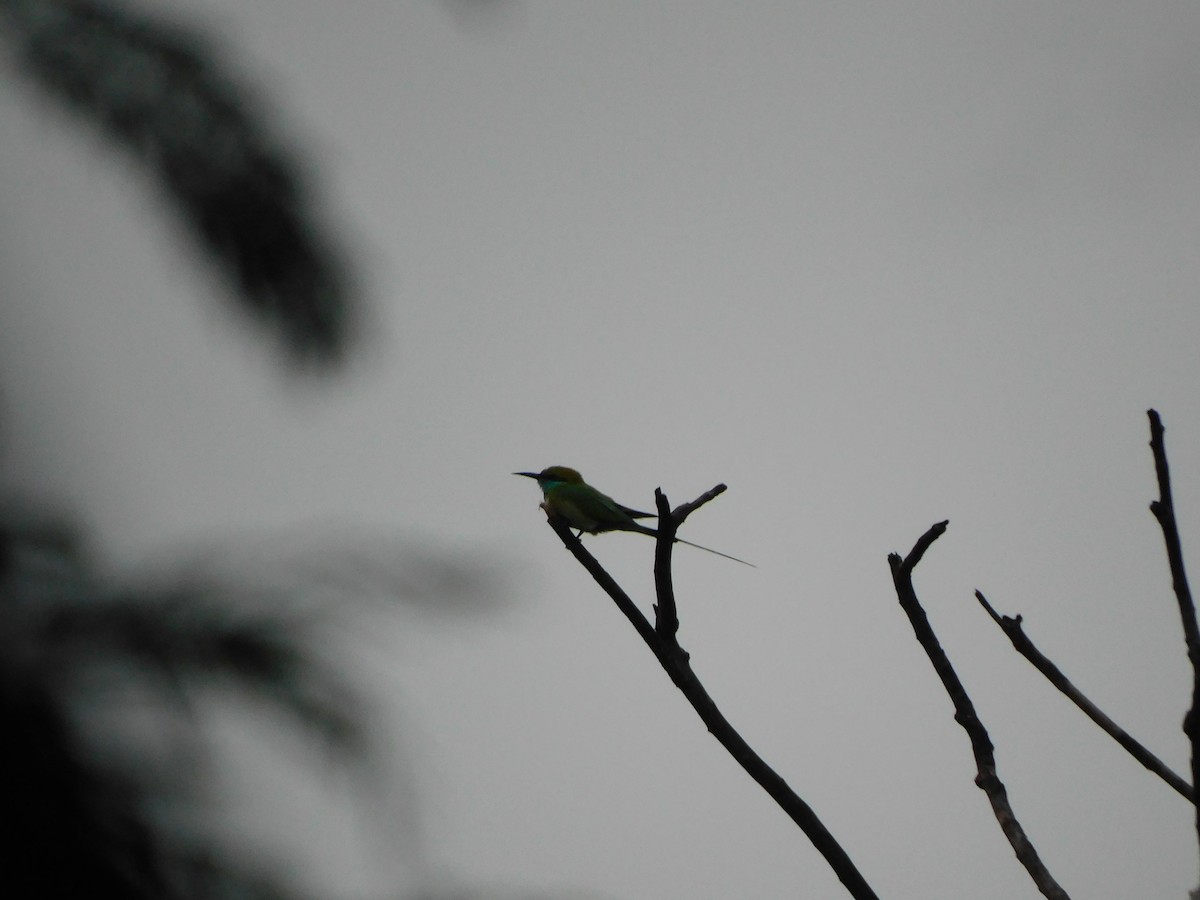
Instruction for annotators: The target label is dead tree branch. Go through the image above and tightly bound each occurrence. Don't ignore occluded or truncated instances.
[889,522,1071,900]
[546,487,880,900]
[1147,408,1200,871]
[974,589,1193,803]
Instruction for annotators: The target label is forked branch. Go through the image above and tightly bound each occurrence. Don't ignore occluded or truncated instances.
[545,486,880,900]
[889,522,1071,900]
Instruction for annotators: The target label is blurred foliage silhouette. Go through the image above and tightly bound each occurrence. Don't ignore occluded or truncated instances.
[0,508,345,899]
[0,1,567,897]
[0,0,352,366]
[2,1,398,897]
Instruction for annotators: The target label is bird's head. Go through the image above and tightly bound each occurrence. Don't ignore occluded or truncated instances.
[513,466,584,488]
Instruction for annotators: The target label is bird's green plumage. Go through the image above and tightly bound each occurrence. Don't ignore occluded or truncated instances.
[514,466,654,534]
[514,466,754,566]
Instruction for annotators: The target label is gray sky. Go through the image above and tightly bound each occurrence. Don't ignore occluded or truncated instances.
[3,2,1200,897]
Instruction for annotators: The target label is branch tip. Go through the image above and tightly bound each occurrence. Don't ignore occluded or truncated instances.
[897,520,949,573]
[976,582,1195,805]
[673,483,729,522]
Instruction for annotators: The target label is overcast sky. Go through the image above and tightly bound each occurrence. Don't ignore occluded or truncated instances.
[3,2,1200,897]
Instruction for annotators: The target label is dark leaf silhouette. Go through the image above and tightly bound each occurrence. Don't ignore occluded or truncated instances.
[0,512,381,900]
[0,0,353,364]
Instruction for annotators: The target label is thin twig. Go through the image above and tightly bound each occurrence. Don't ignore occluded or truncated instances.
[545,489,881,900]
[889,522,1071,900]
[671,483,728,522]
[1147,408,1200,872]
[974,590,1193,803]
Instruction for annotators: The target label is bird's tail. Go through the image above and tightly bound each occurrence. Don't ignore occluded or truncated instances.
[623,522,754,567]
[673,536,755,567]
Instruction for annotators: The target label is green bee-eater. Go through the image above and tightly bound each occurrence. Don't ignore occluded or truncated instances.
[515,466,753,566]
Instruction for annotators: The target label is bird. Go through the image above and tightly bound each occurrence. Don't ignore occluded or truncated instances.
[514,466,753,566]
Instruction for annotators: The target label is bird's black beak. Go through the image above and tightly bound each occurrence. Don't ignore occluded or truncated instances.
[513,471,540,479]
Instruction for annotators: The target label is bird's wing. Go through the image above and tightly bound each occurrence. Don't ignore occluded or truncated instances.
[616,502,655,520]
[580,486,653,527]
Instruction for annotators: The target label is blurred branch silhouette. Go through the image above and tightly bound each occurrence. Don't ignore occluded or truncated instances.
[973,588,1194,803]
[888,522,1071,900]
[1,512,363,900]
[0,0,353,365]
[0,2,607,899]
[0,2,405,898]
[544,488,882,900]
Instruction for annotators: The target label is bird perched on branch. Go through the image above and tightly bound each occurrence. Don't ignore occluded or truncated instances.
[514,466,753,566]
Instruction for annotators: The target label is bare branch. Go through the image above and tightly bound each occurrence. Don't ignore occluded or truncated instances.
[974,590,1193,803]
[889,523,1071,900]
[545,516,657,648]
[1147,408,1200,873]
[652,488,680,639]
[544,488,881,900]
[671,483,728,524]
[895,519,948,574]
